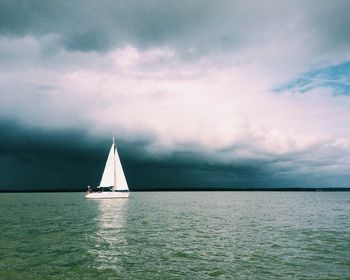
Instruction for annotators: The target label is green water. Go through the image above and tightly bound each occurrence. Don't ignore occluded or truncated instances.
[0,192,349,279]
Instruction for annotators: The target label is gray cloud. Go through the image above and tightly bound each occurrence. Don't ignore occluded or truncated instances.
[1,0,350,59]
[1,1,350,190]
[306,1,350,53]
[0,36,349,189]
[0,0,213,53]
[1,118,348,191]
[0,118,320,191]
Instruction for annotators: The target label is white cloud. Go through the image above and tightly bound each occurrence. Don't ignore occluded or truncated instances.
[1,37,350,180]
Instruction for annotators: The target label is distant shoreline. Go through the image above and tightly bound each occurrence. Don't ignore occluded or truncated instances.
[0,187,350,193]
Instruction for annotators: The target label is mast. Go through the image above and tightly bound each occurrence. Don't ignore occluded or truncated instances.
[113,137,116,191]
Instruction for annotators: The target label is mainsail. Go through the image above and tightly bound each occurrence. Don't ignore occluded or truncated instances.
[114,142,128,191]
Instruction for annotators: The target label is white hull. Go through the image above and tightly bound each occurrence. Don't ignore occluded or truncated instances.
[85,192,129,199]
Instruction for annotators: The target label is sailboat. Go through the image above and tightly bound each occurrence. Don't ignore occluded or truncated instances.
[85,137,129,199]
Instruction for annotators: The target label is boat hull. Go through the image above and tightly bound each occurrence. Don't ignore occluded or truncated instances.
[85,192,129,199]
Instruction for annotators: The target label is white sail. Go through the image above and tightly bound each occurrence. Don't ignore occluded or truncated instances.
[114,141,129,191]
[99,144,115,187]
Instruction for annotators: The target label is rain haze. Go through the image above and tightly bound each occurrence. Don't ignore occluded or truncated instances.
[1,0,350,190]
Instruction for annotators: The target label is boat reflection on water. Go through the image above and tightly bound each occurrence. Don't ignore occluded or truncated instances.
[88,198,130,270]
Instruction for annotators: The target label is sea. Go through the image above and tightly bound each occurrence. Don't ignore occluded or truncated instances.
[0,192,349,279]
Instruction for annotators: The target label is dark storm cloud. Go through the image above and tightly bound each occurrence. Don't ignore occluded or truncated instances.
[0,0,214,53]
[2,0,350,56]
[1,1,350,190]
[0,118,305,191]
[0,119,104,189]
[0,0,267,54]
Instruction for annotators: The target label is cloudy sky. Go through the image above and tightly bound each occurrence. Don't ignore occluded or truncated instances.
[1,0,350,190]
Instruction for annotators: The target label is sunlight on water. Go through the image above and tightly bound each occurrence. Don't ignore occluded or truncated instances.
[90,199,129,271]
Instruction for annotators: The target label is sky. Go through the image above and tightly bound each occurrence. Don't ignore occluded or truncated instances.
[1,0,350,190]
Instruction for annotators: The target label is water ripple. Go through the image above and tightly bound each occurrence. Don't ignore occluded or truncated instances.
[0,192,349,279]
